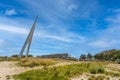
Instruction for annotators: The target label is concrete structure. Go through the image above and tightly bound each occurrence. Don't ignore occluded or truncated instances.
[19,16,38,58]
[40,53,69,59]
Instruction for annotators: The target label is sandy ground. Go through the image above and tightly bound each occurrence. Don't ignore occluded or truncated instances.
[0,61,42,80]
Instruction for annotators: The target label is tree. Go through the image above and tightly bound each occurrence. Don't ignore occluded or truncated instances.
[94,49,120,61]
[87,53,92,60]
[28,54,33,57]
[79,54,86,61]
[11,54,18,57]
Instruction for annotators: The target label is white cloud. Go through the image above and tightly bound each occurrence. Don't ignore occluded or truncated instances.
[36,29,85,43]
[68,4,78,11]
[89,9,120,48]
[89,40,117,48]
[112,8,120,13]
[0,49,5,53]
[0,13,86,44]
[18,0,100,21]
[0,23,85,43]
[0,39,4,44]
[106,14,120,24]
[44,35,72,42]
[104,9,120,35]
[59,0,68,5]
[0,39,5,47]
[5,9,17,16]
[0,24,28,34]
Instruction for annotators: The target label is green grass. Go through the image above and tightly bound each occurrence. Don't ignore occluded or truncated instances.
[105,71,120,77]
[14,62,105,80]
[89,63,105,74]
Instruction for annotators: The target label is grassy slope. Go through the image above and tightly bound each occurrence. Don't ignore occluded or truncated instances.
[14,62,105,80]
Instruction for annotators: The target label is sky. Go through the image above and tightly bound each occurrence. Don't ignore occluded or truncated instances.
[0,0,120,58]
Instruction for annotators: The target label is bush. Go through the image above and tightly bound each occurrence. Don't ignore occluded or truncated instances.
[11,55,18,57]
[7,57,20,61]
[89,63,105,74]
[6,75,11,80]
[0,57,20,61]
[0,57,5,61]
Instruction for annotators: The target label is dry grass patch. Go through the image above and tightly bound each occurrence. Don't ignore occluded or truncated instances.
[18,58,55,67]
[88,75,105,80]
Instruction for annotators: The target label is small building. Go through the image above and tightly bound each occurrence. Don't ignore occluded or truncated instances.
[40,53,69,59]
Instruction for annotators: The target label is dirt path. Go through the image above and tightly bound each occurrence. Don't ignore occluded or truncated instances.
[0,61,42,80]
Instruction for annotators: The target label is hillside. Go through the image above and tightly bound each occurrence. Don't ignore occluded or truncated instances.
[94,49,120,61]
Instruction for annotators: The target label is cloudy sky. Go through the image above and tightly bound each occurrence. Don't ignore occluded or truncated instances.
[0,0,120,57]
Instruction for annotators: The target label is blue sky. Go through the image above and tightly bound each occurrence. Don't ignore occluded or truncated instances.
[0,0,120,58]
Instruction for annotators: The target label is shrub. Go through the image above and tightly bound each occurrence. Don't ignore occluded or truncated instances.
[11,54,18,57]
[7,57,20,61]
[0,57,5,61]
[0,57,20,61]
[89,63,105,74]
[6,75,10,80]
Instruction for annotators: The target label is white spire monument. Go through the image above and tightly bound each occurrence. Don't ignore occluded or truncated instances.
[19,16,38,58]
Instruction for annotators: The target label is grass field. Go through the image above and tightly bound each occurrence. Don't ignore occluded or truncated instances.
[0,57,120,80]
[13,62,111,80]
[14,62,120,80]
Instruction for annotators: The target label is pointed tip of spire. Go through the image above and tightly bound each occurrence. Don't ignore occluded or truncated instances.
[35,16,38,22]
[36,16,38,19]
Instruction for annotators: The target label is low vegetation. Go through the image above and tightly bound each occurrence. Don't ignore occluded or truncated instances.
[88,75,105,80]
[1,49,120,80]
[14,62,105,80]
[0,54,33,62]
[89,63,105,74]
[0,57,20,61]
[6,75,11,80]
[18,58,55,67]
[105,71,120,77]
